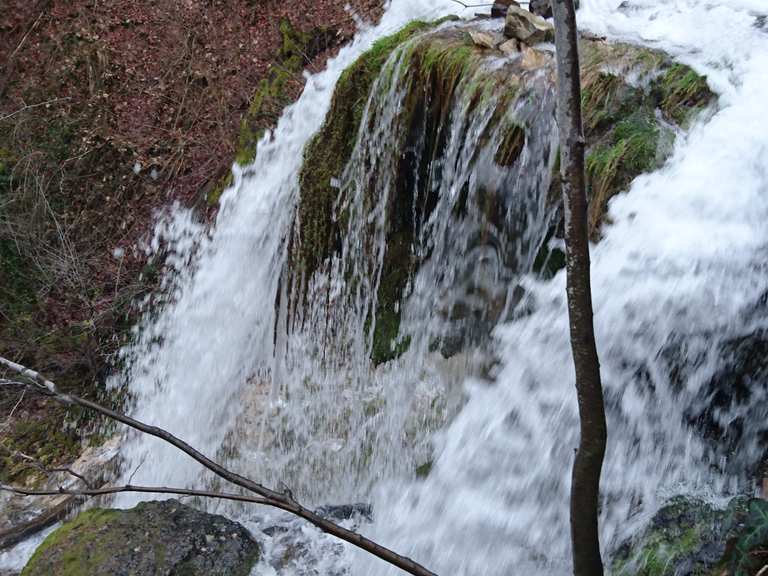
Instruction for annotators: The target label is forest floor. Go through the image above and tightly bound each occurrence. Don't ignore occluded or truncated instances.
[0,0,384,484]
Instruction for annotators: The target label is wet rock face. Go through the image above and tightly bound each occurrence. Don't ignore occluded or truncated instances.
[610,496,768,576]
[686,326,768,477]
[295,18,714,362]
[21,500,260,576]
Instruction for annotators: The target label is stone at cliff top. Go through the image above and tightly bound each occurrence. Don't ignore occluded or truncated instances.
[21,500,260,576]
[469,30,502,49]
[492,0,520,18]
[504,5,555,44]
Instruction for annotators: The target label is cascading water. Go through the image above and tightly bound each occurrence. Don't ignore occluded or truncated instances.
[94,0,768,574]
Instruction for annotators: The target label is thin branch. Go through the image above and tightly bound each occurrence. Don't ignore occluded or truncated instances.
[0,97,72,123]
[0,386,25,433]
[0,356,438,576]
[0,483,272,507]
[448,0,495,7]
[10,451,95,489]
[447,0,530,8]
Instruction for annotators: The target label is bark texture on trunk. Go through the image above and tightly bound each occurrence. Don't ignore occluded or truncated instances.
[550,1,608,575]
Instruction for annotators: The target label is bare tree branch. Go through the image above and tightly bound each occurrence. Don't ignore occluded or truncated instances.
[0,484,272,507]
[0,356,438,576]
[0,98,72,123]
[9,450,95,489]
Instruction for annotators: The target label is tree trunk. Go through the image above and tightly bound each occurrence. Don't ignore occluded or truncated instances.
[550,2,608,576]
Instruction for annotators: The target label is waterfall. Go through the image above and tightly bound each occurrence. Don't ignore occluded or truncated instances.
[107,0,768,575]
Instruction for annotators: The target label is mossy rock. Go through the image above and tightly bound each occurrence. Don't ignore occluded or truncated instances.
[609,496,758,576]
[536,38,715,273]
[22,500,260,576]
[295,21,715,360]
[579,39,715,235]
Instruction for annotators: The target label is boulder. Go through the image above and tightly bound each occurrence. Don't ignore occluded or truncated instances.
[504,5,554,44]
[498,38,520,55]
[468,30,501,49]
[610,496,768,576]
[297,20,715,360]
[21,500,260,576]
[491,0,520,18]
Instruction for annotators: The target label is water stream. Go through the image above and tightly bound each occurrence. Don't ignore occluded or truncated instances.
[8,0,767,574]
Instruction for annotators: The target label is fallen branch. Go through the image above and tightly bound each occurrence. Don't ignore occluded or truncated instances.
[0,494,80,550]
[0,356,438,576]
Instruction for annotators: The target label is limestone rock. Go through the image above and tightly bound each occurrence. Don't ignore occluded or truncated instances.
[0,437,120,550]
[499,38,520,55]
[504,5,554,44]
[469,30,500,49]
[21,500,260,576]
[520,46,550,69]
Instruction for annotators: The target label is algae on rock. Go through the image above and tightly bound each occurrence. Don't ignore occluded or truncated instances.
[610,496,768,576]
[22,500,260,576]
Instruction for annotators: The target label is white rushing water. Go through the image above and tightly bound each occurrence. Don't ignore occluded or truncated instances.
[5,0,760,574]
[360,1,768,574]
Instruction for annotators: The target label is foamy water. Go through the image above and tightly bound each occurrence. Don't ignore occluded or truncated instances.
[4,0,766,574]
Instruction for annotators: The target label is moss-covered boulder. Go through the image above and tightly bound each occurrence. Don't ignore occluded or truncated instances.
[610,496,768,576]
[22,500,260,576]
[293,19,715,362]
[579,41,715,236]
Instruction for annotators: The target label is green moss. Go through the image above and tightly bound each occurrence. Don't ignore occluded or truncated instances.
[415,460,433,478]
[0,408,81,485]
[207,170,233,206]
[585,111,660,230]
[297,19,446,279]
[22,508,119,576]
[235,19,314,168]
[657,63,713,125]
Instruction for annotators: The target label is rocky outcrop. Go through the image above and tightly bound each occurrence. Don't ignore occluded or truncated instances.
[610,496,768,576]
[504,5,554,44]
[294,18,715,362]
[21,500,260,576]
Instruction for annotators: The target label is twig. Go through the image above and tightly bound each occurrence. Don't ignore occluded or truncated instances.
[447,0,494,7]
[0,387,25,433]
[11,451,95,489]
[127,453,147,484]
[0,1,51,99]
[0,483,272,507]
[0,98,71,123]
[0,356,438,576]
